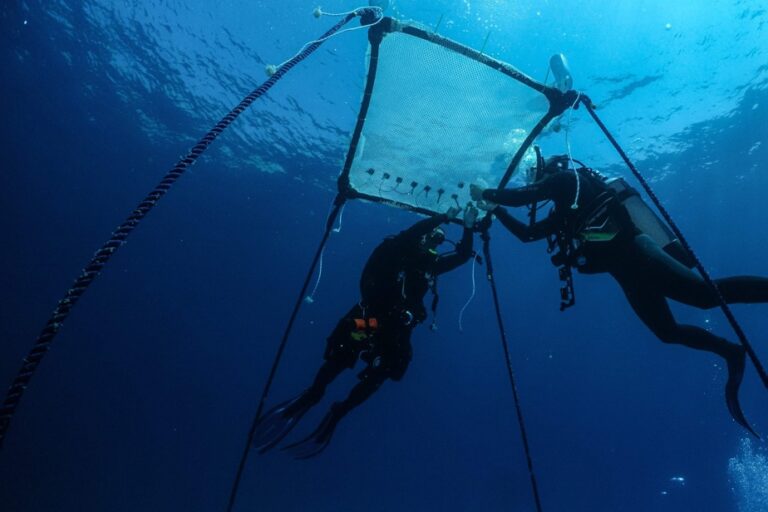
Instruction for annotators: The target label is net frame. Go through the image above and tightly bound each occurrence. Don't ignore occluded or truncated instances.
[336,17,577,217]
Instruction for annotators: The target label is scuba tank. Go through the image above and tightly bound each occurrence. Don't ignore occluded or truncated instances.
[549,54,573,93]
[605,177,695,268]
[548,54,573,132]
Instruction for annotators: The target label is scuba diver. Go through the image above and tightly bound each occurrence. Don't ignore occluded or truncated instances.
[253,204,478,458]
[470,153,768,436]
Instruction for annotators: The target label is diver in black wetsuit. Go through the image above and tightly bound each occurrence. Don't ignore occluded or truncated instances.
[470,154,768,436]
[253,205,478,458]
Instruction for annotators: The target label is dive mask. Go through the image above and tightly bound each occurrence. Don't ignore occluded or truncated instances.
[421,227,446,254]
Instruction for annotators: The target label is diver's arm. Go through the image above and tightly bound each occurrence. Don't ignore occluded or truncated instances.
[482,173,566,207]
[434,227,474,274]
[396,216,447,244]
[396,207,458,244]
[493,206,554,242]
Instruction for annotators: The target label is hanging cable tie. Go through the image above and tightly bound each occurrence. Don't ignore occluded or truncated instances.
[458,252,478,332]
[304,250,323,305]
[266,6,384,76]
[332,202,346,233]
[305,198,345,303]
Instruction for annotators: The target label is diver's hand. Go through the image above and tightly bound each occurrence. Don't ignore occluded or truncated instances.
[477,199,497,211]
[476,213,492,232]
[469,183,485,201]
[445,206,461,220]
[463,203,479,228]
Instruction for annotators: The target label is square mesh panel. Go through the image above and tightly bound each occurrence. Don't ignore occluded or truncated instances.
[347,30,549,215]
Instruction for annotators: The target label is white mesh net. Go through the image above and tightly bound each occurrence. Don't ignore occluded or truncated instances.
[347,29,548,215]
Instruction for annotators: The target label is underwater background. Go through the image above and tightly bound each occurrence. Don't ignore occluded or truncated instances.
[1,0,767,510]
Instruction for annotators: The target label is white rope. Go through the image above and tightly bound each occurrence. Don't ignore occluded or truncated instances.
[305,251,324,304]
[305,199,345,304]
[565,92,582,209]
[333,202,346,233]
[458,254,477,332]
[267,6,384,76]
[315,6,369,17]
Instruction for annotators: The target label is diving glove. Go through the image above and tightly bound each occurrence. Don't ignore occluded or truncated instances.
[464,203,479,228]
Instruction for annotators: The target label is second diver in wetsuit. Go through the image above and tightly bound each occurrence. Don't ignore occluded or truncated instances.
[471,154,768,436]
[253,205,478,458]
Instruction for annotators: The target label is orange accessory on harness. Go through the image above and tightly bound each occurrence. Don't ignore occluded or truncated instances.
[353,318,378,330]
[350,317,378,342]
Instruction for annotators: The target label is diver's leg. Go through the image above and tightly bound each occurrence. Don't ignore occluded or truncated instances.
[288,304,365,411]
[305,326,412,436]
[253,308,358,453]
[283,329,412,458]
[612,271,755,435]
[281,367,389,459]
[252,358,347,454]
[337,366,389,413]
[284,359,346,415]
[615,272,735,355]
[631,235,768,308]
[712,276,768,305]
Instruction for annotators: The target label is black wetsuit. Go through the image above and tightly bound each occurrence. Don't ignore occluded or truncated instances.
[483,169,768,369]
[253,216,474,457]
[297,215,473,420]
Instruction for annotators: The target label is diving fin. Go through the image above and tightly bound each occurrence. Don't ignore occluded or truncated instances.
[281,403,343,459]
[725,346,760,439]
[252,394,313,454]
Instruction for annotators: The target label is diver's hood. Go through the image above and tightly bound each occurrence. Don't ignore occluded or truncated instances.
[531,148,570,183]
[419,226,446,255]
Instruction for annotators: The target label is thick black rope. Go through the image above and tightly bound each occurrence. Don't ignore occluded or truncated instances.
[226,196,345,512]
[582,99,768,390]
[480,228,543,512]
[0,11,362,451]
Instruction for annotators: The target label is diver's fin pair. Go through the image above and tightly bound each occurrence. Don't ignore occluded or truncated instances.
[252,395,312,454]
[725,346,760,439]
[282,404,344,460]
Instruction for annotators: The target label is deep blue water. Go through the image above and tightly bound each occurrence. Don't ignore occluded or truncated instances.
[1,1,767,511]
